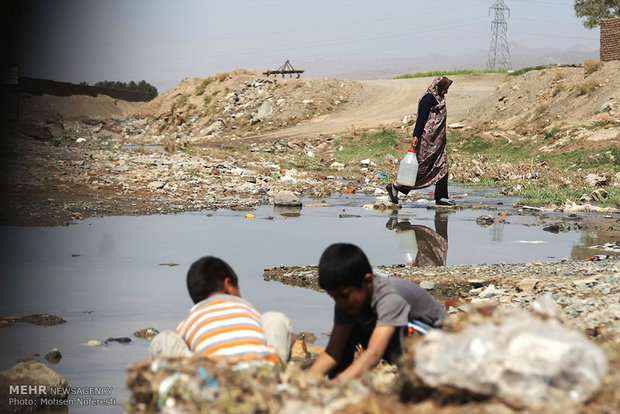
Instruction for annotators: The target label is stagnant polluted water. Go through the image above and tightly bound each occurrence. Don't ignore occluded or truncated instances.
[0,190,617,412]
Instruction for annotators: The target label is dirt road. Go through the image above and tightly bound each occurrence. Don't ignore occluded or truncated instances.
[259,75,503,139]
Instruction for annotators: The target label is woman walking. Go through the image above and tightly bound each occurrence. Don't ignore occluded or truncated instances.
[387,76,454,206]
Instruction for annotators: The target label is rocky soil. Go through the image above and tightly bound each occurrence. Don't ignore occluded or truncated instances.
[262,258,620,413]
[464,61,620,146]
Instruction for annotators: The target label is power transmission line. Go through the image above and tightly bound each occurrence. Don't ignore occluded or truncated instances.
[488,0,512,70]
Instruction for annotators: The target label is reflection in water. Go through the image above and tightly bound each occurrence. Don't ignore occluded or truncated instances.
[386,211,449,267]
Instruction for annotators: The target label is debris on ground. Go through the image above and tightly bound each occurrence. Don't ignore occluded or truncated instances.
[105,337,132,345]
[44,348,62,364]
[126,357,378,414]
[404,301,608,409]
[135,327,161,341]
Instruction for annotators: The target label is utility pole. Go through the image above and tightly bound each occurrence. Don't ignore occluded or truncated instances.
[488,0,512,71]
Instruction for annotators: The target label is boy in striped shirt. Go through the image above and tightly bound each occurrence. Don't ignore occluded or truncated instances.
[152,256,292,366]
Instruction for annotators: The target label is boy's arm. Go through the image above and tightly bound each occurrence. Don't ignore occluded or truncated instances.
[308,323,352,377]
[335,325,395,382]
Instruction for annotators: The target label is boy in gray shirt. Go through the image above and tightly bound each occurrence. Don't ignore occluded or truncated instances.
[309,243,444,382]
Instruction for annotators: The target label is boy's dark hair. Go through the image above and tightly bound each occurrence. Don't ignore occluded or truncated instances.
[186,256,239,303]
[318,243,372,290]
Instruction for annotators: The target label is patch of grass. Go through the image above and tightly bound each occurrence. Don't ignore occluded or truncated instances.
[515,185,584,206]
[394,69,504,79]
[540,149,620,171]
[575,80,598,96]
[469,177,498,187]
[515,185,620,206]
[584,59,603,76]
[456,135,531,162]
[508,66,546,76]
[334,130,400,163]
[195,78,214,96]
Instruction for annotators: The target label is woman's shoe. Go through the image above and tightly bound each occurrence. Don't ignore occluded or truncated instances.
[386,184,399,204]
[435,198,456,206]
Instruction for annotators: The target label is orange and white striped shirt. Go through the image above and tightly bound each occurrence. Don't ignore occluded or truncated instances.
[176,294,280,365]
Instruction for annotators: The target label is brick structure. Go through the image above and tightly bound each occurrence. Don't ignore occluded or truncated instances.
[600,18,620,62]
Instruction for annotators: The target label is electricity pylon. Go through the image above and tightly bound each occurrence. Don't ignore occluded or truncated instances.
[488,0,512,71]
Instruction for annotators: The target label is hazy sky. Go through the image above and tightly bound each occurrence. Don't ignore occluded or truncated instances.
[14,0,599,91]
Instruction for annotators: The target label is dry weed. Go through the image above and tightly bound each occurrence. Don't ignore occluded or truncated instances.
[575,80,598,96]
[584,59,603,76]
[533,103,549,118]
[552,72,565,82]
[552,83,565,97]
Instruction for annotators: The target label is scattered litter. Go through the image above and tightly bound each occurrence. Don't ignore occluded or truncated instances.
[105,337,132,345]
[408,302,608,409]
[134,327,161,341]
[244,213,256,219]
[589,242,620,253]
[420,281,435,290]
[587,255,611,262]
[44,348,62,364]
[561,202,618,214]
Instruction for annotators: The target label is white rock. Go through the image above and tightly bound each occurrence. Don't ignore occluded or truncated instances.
[330,162,345,171]
[256,100,273,121]
[478,284,504,298]
[448,122,466,129]
[204,119,225,135]
[273,191,302,207]
[76,137,86,143]
[302,99,314,105]
[584,173,608,187]
[148,181,167,190]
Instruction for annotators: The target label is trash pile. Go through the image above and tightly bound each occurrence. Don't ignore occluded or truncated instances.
[399,302,608,410]
[125,295,614,413]
[126,357,391,414]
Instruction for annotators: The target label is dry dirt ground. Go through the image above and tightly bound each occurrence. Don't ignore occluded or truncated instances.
[1,72,505,226]
[255,75,502,140]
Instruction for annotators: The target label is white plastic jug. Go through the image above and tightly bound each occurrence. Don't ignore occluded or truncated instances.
[396,149,418,187]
